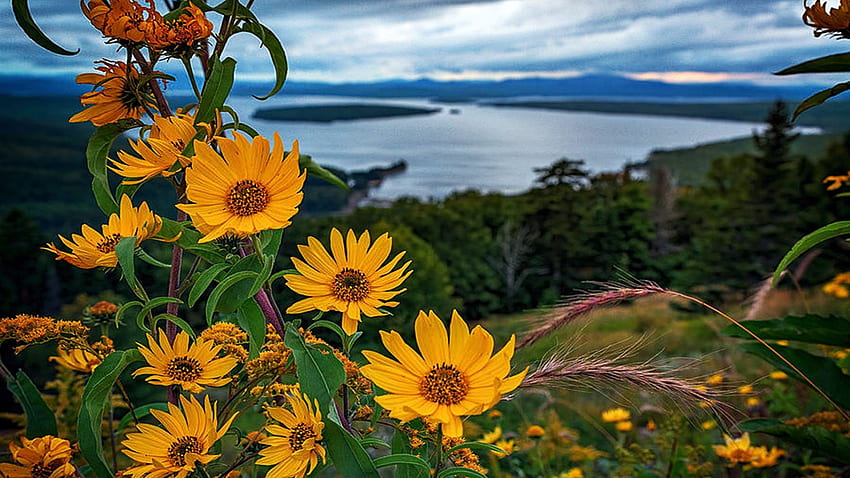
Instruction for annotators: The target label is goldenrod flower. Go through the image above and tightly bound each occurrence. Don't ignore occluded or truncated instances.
[133,329,239,393]
[701,420,716,431]
[122,395,235,478]
[285,228,412,335]
[560,468,584,478]
[70,61,157,126]
[706,373,724,386]
[746,397,761,408]
[601,407,630,423]
[257,392,327,478]
[44,195,164,269]
[111,113,200,184]
[615,420,633,432]
[177,132,305,243]
[492,438,515,459]
[0,435,76,478]
[50,345,101,373]
[360,310,527,437]
[146,4,214,52]
[480,426,502,444]
[199,322,249,362]
[804,0,850,37]
[83,300,120,326]
[526,424,545,438]
[82,0,158,44]
[769,370,788,380]
[0,314,89,351]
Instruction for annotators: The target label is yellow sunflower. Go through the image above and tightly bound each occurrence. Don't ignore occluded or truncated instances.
[110,113,200,184]
[257,391,327,478]
[133,329,239,393]
[122,395,235,478]
[82,0,158,44]
[285,228,412,335]
[176,132,306,243]
[43,194,164,269]
[69,60,158,126]
[146,4,214,51]
[0,435,76,478]
[360,310,527,437]
[50,345,101,373]
[601,407,630,423]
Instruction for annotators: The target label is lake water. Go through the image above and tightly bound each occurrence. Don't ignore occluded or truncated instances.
[227,95,787,201]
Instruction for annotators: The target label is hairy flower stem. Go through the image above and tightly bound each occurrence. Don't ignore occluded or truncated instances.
[132,49,172,117]
[165,206,186,405]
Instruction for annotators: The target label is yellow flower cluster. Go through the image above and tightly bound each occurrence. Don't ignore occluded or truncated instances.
[713,433,785,468]
[199,322,250,363]
[601,407,633,432]
[822,272,850,298]
[0,314,89,352]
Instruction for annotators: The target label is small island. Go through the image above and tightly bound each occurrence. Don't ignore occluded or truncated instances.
[253,104,441,123]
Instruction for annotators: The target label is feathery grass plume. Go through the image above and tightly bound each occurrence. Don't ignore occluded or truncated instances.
[518,278,667,349]
[519,343,738,429]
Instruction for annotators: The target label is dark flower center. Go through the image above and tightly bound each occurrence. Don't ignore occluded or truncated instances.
[166,356,203,382]
[226,179,270,216]
[331,268,370,302]
[96,233,122,253]
[289,422,317,451]
[419,363,469,405]
[168,435,204,467]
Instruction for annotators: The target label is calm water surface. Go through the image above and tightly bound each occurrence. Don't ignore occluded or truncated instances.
[228,95,778,200]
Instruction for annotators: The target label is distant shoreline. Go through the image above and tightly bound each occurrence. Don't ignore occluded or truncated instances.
[253,104,441,123]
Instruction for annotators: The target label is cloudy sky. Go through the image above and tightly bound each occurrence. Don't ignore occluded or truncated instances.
[2,0,849,85]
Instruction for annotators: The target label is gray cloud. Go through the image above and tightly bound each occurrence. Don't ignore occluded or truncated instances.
[1,0,847,84]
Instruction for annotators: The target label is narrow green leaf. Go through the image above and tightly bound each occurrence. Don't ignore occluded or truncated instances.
[87,125,126,215]
[391,429,427,478]
[196,57,236,124]
[300,154,349,191]
[791,82,850,121]
[214,254,264,315]
[248,255,275,297]
[307,320,347,343]
[188,262,230,307]
[772,221,850,285]
[205,271,257,323]
[739,418,850,463]
[234,21,287,100]
[12,0,79,55]
[268,268,298,286]
[136,248,171,268]
[158,218,226,264]
[284,323,345,415]
[322,419,380,478]
[258,229,284,257]
[115,300,143,329]
[359,438,391,449]
[447,441,504,455]
[78,349,143,478]
[721,314,850,347]
[6,370,57,438]
[776,52,850,75]
[373,454,431,471]
[151,313,195,339]
[237,298,265,360]
[437,467,488,478]
[135,297,183,333]
[739,342,850,410]
[116,403,168,432]
[115,237,137,291]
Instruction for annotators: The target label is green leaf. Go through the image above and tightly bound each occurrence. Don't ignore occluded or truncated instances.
[391,429,428,478]
[283,323,345,415]
[322,419,380,478]
[373,454,431,471]
[135,297,184,334]
[776,52,850,75]
[237,298,266,360]
[248,254,275,297]
[196,57,236,124]
[790,82,850,121]
[359,438,391,449]
[772,220,850,285]
[234,21,287,100]
[87,124,126,215]
[12,0,79,55]
[188,262,230,307]
[6,370,57,438]
[258,228,284,257]
[300,154,349,191]
[214,254,265,315]
[78,349,143,478]
[158,218,226,264]
[307,319,347,343]
[738,342,850,410]
[739,418,850,463]
[721,314,850,347]
[115,403,168,432]
[447,441,504,455]
[151,313,196,339]
[115,237,137,290]
[205,270,257,323]
[437,467,488,478]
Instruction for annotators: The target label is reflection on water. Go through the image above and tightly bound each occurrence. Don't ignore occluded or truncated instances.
[229,95,779,200]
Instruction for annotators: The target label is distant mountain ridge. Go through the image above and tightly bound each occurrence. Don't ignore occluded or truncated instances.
[0,73,831,101]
